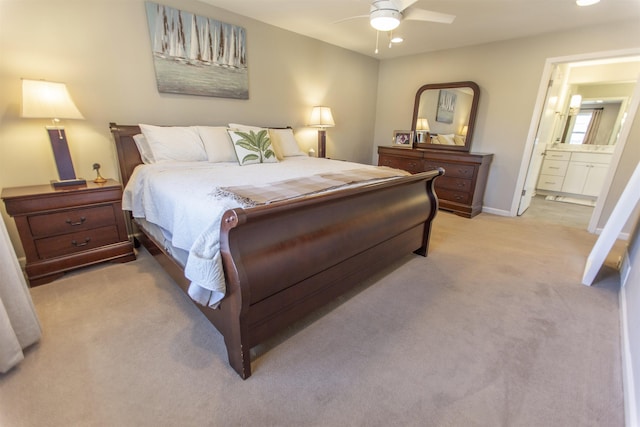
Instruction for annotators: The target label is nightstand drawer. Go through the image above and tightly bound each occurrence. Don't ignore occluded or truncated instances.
[424,161,475,179]
[35,225,121,259]
[28,205,116,237]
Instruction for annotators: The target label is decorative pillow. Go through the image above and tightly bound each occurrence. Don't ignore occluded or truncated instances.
[269,128,305,157]
[229,123,283,159]
[454,135,466,146]
[138,124,207,162]
[437,134,456,145]
[227,129,278,165]
[132,133,155,164]
[196,126,237,162]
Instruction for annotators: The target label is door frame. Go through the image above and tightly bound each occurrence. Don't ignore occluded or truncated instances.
[512,47,640,234]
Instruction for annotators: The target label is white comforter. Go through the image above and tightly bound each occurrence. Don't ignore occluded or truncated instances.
[123,157,392,308]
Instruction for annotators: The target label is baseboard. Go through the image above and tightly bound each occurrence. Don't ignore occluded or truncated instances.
[594,227,631,240]
[621,265,639,427]
[481,206,511,217]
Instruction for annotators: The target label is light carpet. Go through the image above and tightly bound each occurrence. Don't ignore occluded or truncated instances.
[0,211,624,426]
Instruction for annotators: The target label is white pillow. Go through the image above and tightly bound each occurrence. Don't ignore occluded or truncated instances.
[132,133,155,164]
[196,126,237,162]
[227,129,278,166]
[269,128,305,157]
[139,124,207,162]
[454,135,466,146]
[437,134,456,145]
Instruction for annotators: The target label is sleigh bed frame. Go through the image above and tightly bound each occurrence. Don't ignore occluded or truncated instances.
[110,123,442,379]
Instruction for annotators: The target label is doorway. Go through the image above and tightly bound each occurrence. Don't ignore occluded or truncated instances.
[515,49,640,233]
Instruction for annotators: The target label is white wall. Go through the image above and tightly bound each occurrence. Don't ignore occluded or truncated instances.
[373,20,640,215]
[0,0,379,257]
[621,212,640,427]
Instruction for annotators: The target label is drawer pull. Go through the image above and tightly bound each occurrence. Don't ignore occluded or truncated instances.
[66,217,86,226]
[71,237,91,247]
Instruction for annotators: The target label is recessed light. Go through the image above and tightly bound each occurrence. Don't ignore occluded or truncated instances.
[391,36,403,44]
[576,0,600,6]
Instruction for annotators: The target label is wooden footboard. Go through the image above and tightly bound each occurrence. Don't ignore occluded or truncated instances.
[109,123,441,379]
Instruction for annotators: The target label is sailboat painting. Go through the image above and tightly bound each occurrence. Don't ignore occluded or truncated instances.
[145,2,248,99]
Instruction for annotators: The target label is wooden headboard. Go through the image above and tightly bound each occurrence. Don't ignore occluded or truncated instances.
[109,123,142,188]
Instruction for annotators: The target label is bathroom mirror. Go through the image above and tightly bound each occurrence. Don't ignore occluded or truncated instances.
[411,81,480,152]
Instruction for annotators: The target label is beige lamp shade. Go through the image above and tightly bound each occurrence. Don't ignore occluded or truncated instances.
[416,118,430,131]
[461,125,468,136]
[21,79,84,120]
[308,106,335,128]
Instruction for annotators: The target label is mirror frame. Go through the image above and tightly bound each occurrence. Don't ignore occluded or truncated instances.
[411,81,480,152]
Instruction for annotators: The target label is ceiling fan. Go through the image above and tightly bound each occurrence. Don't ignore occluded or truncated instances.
[338,0,456,31]
[336,0,455,53]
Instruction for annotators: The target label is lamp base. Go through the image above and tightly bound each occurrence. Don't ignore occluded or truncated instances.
[51,178,87,188]
[317,129,327,158]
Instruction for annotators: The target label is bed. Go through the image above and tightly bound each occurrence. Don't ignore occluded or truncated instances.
[110,122,442,379]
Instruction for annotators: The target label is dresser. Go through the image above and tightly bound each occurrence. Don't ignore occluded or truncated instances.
[378,146,493,218]
[2,179,135,286]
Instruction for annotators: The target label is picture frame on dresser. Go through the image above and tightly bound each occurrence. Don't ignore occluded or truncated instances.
[392,130,414,147]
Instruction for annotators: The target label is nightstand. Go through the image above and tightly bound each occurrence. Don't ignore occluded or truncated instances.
[1,179,135,286]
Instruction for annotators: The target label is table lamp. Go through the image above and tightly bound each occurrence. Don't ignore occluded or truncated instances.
[21,79,86,188]
[308,106,335,158]
[416,117,430,144]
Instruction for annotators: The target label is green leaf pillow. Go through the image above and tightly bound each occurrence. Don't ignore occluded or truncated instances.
[227,129,278,166]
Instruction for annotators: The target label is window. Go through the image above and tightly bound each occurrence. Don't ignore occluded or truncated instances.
[569,110,593,144]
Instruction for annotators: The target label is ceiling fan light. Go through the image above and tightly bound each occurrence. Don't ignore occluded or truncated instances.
[370,9,401,31]
[576,0,600,6]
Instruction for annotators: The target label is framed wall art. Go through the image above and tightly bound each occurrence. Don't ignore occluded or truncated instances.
[436,89,456,124]
[145,2,249,99]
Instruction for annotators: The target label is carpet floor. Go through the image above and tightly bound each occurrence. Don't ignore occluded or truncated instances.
[0,208,625,426]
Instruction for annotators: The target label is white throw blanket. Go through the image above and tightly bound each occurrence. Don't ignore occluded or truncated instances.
[122,157,408,308]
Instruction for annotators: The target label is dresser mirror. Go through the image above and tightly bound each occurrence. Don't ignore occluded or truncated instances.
[411,81,480,152]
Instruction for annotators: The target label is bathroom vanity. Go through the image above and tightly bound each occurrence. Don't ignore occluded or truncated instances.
[536,145,613,199]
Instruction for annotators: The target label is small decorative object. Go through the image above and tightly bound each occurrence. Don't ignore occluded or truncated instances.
[92,163,107,183]
[392,130,414,148]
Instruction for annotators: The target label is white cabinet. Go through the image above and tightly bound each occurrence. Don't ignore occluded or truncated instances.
[561,152,612,197]
[537,149,612,197]
[537,151,570,191]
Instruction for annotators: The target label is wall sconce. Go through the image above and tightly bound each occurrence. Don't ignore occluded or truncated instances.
[21,79,86,188]
[569,94,582,115]
[308,106,335,158]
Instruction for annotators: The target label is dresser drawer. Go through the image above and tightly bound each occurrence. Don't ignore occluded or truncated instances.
[28,205,116,238]
[435,176,472,192]
[35,225,121,259]
[424,161,475,179]
[436,188,471,205]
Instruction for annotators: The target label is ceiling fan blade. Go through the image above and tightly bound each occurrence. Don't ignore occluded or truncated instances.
[332,14,370,25]
[403,8,456,24]
[395,0,419,12]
